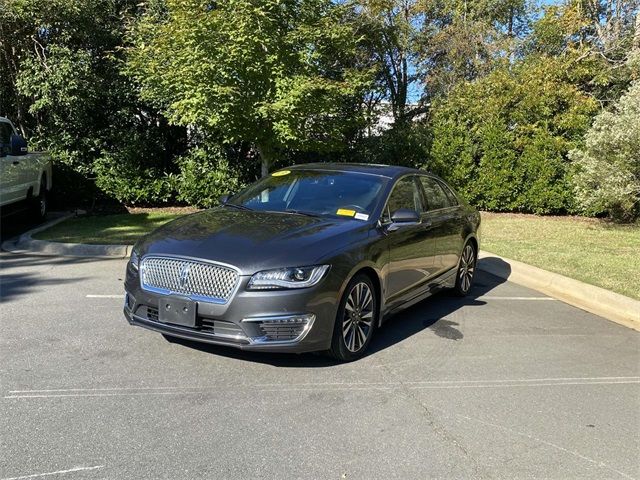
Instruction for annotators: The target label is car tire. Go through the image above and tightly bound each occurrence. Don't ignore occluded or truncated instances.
[453,241,477,296]
[329,273,378,362]
[30,178,47,221]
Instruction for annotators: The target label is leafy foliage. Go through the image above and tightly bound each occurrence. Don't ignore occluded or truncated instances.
[127,0,373,175]
[415,0,528,99]
[1,0,188,205]
[174,147,242,208]
[428,56,599,214]
[570,81,640,221]
[353,122,431,167]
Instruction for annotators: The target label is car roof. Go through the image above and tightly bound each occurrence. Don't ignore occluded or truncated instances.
[286,162,427,179]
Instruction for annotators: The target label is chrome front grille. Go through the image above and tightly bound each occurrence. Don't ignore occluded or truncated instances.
[140,256,239,303]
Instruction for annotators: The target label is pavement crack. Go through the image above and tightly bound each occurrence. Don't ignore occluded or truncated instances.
[373,356,478,473]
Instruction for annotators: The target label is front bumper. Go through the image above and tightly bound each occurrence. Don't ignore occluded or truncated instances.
[123,267,341,353]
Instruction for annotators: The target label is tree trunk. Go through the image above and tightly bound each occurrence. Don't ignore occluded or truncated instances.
[256,144,271,178]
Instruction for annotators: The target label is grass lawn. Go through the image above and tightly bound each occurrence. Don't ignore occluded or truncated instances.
[481,212,640,300]
[33,212,184,245]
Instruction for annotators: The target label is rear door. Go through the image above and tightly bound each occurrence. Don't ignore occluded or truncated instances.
[418,176,465,274]
[384,175,438,305]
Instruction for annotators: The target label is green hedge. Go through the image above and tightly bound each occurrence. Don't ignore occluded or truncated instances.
[92,144,241,207]
[174,147,242,208]
[427,58,598,214]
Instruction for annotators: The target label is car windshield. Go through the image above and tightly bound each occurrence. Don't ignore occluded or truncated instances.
[230,169,386,219]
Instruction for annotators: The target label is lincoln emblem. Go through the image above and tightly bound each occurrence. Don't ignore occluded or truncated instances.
[178,264,190,289]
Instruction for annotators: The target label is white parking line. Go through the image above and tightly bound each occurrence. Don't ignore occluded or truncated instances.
[5,381,639,399]
[477,296,555,301]
[5,377,639,399]
[1,465,104,480]
[9,376,639,393]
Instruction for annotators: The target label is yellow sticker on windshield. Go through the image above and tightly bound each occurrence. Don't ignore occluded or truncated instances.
[336,208,356,217]
[272,170,290,177]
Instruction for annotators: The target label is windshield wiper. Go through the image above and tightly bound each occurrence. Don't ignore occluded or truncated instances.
[223,202,253,211]
[283,209,322,218]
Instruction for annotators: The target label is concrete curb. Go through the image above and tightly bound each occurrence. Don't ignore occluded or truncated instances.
[478,250,640,332]
[1,212,132,258]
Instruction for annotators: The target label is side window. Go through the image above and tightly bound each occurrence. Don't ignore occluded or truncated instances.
[0,123,13,156]
[419,176,451,211]
[438,181,459,206]
[382,176,421,222]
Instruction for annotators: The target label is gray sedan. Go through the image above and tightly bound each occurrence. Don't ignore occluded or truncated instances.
[123,163,480,361]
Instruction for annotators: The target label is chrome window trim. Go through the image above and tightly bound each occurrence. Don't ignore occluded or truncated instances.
[139,254,242,304]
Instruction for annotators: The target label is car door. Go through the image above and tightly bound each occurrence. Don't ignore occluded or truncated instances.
[418,176,465,274]
[0,122,20,206]
[383,175,438,305]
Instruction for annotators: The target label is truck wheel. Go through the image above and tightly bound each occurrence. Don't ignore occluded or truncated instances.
[30,178,47,221]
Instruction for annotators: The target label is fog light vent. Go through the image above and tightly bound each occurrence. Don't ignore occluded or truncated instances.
[245,314,315,343]
[147,307,159,322]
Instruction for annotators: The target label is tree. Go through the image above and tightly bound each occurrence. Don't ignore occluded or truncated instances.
[357,0,420,124]
[128,0,373,176]
[528,1,639,103]
[415,0,529,99]
[1,0,189,205]
[570,81,640,221]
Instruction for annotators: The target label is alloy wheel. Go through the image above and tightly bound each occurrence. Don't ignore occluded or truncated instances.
[342,282,374,353]
[459,244,475,293]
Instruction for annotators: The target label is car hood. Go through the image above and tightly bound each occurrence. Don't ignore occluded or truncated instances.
[136,208,371,274]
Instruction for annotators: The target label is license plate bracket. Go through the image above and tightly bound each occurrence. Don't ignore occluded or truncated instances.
[158,297,196,327]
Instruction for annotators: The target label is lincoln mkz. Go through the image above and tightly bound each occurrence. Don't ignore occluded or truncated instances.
[123,164,480,361]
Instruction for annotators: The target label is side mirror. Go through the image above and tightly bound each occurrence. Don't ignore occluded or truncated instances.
[219,193,232,205]
[387,208,420,232]
[10,134,27,156]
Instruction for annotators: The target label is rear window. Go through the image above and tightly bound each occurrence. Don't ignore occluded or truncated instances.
[419,176,452,211]
[438,181,459,206]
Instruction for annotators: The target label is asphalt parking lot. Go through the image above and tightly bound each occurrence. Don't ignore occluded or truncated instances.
[1,252,639,479]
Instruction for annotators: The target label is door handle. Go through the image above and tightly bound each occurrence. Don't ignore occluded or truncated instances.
[12,161,19,165]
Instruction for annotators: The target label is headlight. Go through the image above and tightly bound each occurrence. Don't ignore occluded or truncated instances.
[247,265,330,290]
[129,249,140,271]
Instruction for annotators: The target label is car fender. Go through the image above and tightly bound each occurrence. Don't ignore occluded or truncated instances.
[32,155,52,196]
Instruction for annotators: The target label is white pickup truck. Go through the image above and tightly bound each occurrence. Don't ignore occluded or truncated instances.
[0,117,52,219]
